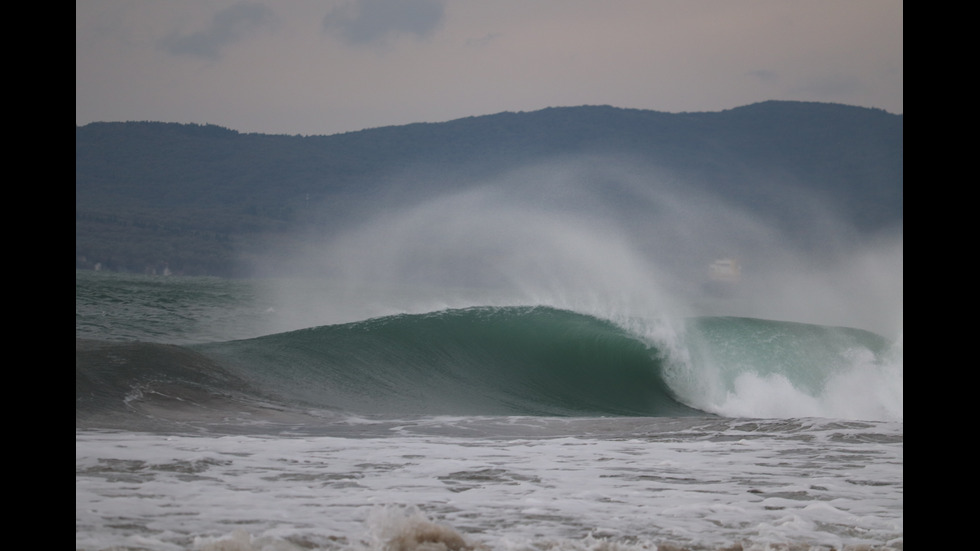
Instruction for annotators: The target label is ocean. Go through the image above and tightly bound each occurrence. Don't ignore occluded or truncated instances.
[75,267,902,551]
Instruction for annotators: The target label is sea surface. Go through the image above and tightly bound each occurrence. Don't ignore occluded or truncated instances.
[76,269,903,551]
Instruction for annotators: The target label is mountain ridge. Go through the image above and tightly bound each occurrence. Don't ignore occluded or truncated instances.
[76,101,902,277]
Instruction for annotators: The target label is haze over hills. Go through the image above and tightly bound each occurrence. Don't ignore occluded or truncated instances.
[75,100,902,279]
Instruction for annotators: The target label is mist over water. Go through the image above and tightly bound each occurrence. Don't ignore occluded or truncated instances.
[247,158,903,422]
[260,157,902,340]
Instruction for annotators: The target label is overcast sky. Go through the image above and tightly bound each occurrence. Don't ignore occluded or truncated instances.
[76,0,902,136]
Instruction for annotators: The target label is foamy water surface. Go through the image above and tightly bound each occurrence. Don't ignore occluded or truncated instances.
[76,416,903,551]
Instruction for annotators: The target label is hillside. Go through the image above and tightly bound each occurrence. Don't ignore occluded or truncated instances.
[75,101,903,277]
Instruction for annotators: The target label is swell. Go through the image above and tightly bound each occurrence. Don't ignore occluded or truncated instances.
[75,306,703,431]
[76,338,252,430]
[76,338,342,432]
[196,306,700,417]
[75,306,900,430]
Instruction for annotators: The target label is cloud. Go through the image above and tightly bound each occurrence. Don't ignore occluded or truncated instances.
[159,2,276,60]
[323,0,445,46]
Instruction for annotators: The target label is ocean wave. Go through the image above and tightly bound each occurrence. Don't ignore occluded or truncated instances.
[77,305,901,430]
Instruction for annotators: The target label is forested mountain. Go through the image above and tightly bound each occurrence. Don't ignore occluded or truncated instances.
[76,101,902,277]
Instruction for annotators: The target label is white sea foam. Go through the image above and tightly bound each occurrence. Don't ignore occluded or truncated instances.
[76,418,903,551]
[681,337,904,422]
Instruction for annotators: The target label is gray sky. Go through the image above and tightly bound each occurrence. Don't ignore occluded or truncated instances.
[76,0,903,136]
